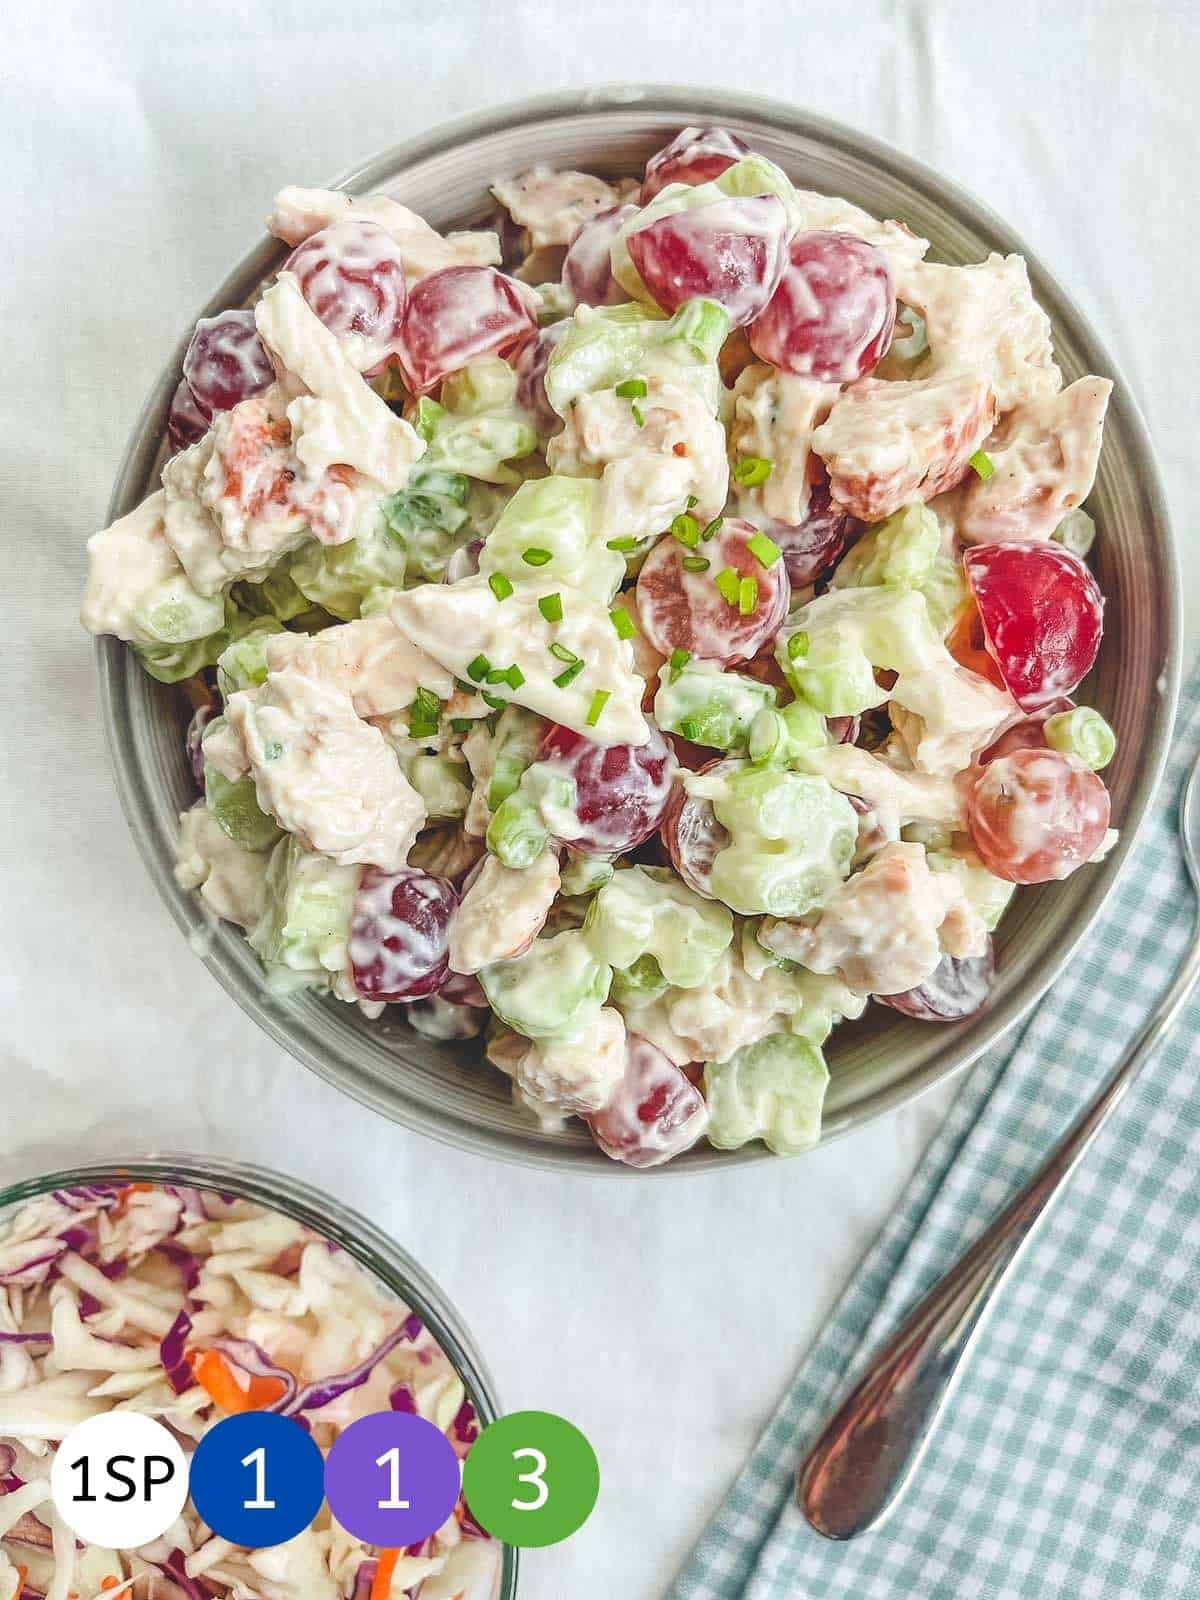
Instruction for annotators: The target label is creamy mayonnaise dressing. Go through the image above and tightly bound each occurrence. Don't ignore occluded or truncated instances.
[730,363,838,526]
[389,576,649,745]
[548,373,728,543]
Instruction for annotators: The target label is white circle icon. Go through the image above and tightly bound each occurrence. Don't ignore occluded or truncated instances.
[51,1412,189,1548]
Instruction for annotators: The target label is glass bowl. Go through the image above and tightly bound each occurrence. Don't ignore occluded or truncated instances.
[95,86,1180,1172]
[0,1153,519,1598]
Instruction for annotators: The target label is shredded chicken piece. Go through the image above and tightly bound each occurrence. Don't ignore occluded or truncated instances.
[958,376,1112,542]
[812,372,998,522]
[760,842,986,995]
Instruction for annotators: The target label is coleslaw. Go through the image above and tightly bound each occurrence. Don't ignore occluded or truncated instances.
[0,1181,500,1600]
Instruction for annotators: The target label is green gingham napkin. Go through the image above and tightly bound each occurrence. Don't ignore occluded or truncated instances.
[670,662,1200,1600]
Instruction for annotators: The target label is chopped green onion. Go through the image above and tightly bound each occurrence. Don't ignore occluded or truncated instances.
[455,678,477,696]
[449,717,473,734]
[678,717,701,742]
[408,686,443,738]
[701,515,724,542]
[968,449,995,481]
[733,455,774,487]
[746,531,782,569]
[488,572,514,601]
[466,654,492,683]
[549,642,579,665]
[606,536,640,553]
[671,513,701,548]
[614,377,648,399]
[481,690,507,710]
[485,666,508,684]
[714,567,741,607]
[538,592,564,624]
[681,555,710,573]
[631,402,645,428]
[738,576,758,615]
[522,547,553,567]
[786,630,810,662]
[609,606,636,640]
[668,648,691,681]
[586,689,611,726]
[686,494,698,508]
[553,659,586,688]
[504,663,525,690]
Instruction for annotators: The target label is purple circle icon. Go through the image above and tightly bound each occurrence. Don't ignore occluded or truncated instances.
[323,1411,461,1546]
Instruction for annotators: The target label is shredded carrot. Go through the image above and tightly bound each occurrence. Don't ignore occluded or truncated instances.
[101,1580,120,1592]
[187,1347,288,1413]
[14,1567,27,1597]
[370,1549,400,1600]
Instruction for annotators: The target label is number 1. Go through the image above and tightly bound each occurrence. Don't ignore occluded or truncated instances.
[241,1447,276,1510]
[511,1447,549,1512]
[375,1446,411,1510]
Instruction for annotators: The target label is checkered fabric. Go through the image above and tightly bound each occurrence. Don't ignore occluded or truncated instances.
[669,664,1200,1600]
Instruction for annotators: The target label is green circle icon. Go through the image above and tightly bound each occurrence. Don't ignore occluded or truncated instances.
[462,1410,599,1547]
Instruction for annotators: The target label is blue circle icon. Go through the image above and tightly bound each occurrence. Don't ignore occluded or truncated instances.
[189,1411,325,1548]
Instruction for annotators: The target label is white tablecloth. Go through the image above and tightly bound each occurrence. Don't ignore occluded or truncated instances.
[4,2,1196,1593]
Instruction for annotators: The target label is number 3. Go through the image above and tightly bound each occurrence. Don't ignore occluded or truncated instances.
[511,1447,549,1512]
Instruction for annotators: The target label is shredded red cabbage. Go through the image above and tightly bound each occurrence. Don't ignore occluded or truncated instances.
[389,1382,417,1413]
[156,1239,201,1294]
[452,1396,479,1444]
[281,1314,423,1416]
[158,1548,206,1600]
[0,1332,51,1346]
[51,1185,122,1210]
[55,1224,92,1252]
[160,1308,195,1396]
[351,1560,378,1600]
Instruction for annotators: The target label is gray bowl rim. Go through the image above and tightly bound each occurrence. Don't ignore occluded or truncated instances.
[95,83,1182,1174]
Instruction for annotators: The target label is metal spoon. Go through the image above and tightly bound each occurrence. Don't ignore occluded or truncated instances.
[798,751,1200,1541]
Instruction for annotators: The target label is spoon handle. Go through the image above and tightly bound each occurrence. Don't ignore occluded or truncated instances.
[797,939,1200,1541]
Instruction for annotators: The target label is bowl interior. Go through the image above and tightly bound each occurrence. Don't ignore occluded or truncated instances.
[0,1155,518,1596]
[99,88,1179,1173]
